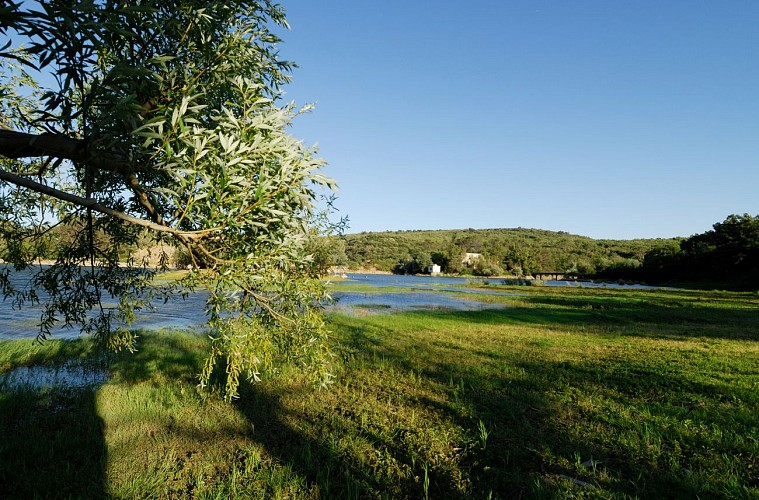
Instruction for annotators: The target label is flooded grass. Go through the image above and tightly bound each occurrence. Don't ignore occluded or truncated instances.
[0,337,111,497]
[353,303,393,310]
[327,281,411,294]
[330,290,506,316]
[0,362,108,391]
[0,287,757,497]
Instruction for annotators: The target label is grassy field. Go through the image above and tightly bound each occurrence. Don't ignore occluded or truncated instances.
[1,286,757,498]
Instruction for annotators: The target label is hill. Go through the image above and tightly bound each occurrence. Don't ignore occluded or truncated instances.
[333,227,680,277]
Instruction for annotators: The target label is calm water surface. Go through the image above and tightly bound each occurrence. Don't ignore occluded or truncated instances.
[1,269,513,338]
[0,268,661,339]
[342,273,666,290]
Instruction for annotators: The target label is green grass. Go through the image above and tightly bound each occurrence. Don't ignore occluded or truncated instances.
[326,280,411,294]
[152,269,191,283]
[0,286,757,498]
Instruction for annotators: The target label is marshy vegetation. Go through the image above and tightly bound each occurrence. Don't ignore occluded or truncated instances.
[1,285,757,498]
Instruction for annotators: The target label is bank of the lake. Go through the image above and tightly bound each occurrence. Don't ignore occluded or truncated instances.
[1,285,757,498]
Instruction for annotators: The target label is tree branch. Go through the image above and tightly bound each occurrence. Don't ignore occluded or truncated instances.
[0,129,131,174]
[125,171,165,225]
[0,129,228,266]
[0,167,212,241]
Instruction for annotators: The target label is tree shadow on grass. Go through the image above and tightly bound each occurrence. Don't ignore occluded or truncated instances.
[0,379,106,497]
[6,294,751,499]
[0,332,208,499]
[323,308,758,498]
[406,356,752,497]
[409,291,759,341]
[113,330,442,497]
[89,294,754,497]
[519,289,759,332]
[232,384,429,498]
[107,329,208,385]
[101,299,754,498]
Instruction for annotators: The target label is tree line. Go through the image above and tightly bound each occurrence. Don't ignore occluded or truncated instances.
[608,214,759,289]
[327,227,678,277]
[325,215,759,290]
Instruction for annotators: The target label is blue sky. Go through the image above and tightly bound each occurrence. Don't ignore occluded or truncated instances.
[275,1,759,239]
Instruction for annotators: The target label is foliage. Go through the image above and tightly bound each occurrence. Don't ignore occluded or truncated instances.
[471,254,503,277]
[341,227,677,276]
[633,214,759,289]
[393,250,432,275]
[302,200,349,276]
[340,216,759,289]
[0,1,335,397]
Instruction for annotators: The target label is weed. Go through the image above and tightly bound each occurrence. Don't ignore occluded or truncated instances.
[423,462,430,500]
[478,420,490,450]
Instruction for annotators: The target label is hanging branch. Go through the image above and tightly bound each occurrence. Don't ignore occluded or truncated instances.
[0,167,214,241]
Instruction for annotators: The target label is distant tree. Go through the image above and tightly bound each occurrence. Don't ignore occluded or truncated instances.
[678,214,759,282]
[393,255,413,274]
[430,251,449,271]
[641,241,682,277]
[394,250,432,275]
[454,232,483,254]
[635,214,759,288]
[416,251,433,273]
[596,258,641,279]
[503,244,533,276]
[472,255,503,277]
[441,239,466,274]
[574,259,596,276]
[0,1,337,398]
[303,233,348,277]
[707,214,759,267]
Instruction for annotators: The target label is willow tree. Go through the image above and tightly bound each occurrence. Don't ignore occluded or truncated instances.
[0,1,336,397]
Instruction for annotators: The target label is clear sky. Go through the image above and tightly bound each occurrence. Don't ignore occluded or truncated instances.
[281,2,759,240]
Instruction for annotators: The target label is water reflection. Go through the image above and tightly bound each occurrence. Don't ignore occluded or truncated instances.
[0,362,109,391]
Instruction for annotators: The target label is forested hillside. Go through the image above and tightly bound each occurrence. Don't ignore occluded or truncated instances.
[330,227,679,277]
[631,214,759,289]
[327,215,759,290]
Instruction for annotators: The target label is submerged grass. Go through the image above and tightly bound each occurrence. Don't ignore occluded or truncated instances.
[326,281,411,294]
[0,287,757,498]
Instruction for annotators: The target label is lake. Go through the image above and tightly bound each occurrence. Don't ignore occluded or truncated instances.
[0,270,507,338]
[341,272,667,290]
[0,268,660,339]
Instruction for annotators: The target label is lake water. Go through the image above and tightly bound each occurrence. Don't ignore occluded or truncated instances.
[340,273,665,290]
[0,268,661,340]
[0,264,211,339]
[0,271,507,338]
